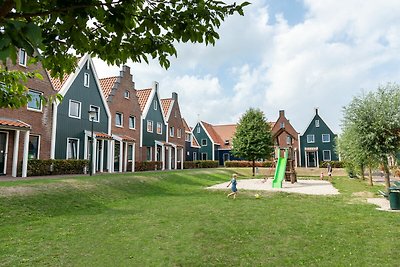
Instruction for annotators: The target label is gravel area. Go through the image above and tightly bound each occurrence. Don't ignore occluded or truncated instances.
[367,198,400,212]
[207,178,340,196]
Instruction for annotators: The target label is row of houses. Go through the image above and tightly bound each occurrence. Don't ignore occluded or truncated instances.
[1,52,338,178]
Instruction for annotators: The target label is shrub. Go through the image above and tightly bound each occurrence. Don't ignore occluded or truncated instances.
[184,161,198,169]
[224,160,272,168]
[320,161,344,168]
[134,161,162,172]
[196,160,218,168]
[27,159,89,176]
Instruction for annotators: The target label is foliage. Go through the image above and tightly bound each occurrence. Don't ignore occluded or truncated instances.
[134,161,163,171]
[183,161,198,169]
[0,0,249,108]
[0,169,398,266]
[26,159,89,176]
[340,83,400,189]
[232,108,274,175]
[319,161,344,169]
[196,160,218,168]
[224,160,273,168]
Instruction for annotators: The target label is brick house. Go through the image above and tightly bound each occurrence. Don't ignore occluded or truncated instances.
[0,49,55,177]
[100,66,141,172]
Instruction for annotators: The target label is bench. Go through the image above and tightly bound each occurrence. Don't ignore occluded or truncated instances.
[378,190,388,198]
[394,181,400,187]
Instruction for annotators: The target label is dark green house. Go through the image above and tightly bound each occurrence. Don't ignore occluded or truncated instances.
[50,54,112,174]
[136,82,168,168]
[192,121,220,161]
[299,108,338,167]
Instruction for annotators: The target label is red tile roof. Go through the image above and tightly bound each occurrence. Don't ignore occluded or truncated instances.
[99,76,118,99]
[49,74,71,91]
[95,132,113,140]
[161,98,173,118]
[201,121,222,145]
[136,88,152,111]
[182,118,191,132]
[212,124,237,149]
[192,136,200,148]
[0,118,31,129]
[119,135,136,142]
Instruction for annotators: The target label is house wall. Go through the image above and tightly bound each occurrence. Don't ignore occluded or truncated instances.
[193,123,212,160]
[141,93,166,148]
[166,98,185,151]
[217,149,241,166]
[299,113,338,166]
[0,60,54,174]
[55,59,109,159]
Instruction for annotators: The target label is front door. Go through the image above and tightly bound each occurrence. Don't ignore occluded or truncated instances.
[0,132,7,174]
[114,143,120,172]
[307,152,316,168]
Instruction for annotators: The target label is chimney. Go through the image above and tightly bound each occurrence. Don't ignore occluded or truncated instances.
[172,92,178,101]
[279,110,285,117]
[153,81,159,91]
[315,107,319,115]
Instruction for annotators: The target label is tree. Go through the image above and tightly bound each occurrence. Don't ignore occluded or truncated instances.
[0,0,249,108]
[341,83,400,190]
[232,108,274,176]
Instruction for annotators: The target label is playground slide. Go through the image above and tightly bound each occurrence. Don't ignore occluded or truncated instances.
[272,152,288,189]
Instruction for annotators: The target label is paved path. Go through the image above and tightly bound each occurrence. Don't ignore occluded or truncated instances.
[207,178,340,196]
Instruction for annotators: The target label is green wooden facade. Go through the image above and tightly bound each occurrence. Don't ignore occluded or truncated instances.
[141,92,167,147]
[193,122,216,160]
[54,57,110,160]
[299,110,338,167]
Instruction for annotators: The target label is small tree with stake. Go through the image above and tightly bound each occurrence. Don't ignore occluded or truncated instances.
[231,108,273,176]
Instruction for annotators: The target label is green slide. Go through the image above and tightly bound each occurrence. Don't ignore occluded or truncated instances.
[272,149,288,188]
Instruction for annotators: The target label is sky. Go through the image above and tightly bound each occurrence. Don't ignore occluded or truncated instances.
[94,0,400,134]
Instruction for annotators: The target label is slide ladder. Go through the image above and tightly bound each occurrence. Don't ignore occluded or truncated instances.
[272,149,288,189]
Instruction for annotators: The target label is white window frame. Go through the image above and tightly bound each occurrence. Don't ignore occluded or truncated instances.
[322,134,330,143]
[66,138,80,159]
[193,152,197,161]
[84,73,90,87]
[146,147,152,161]
[170,126,174,137]
[201,153,207,160]
[89,105,100,123]
[157,122,162,135]
[286,136,291,145]
[18,48,27,66]
[323,150,331,161]
[185,133,190,142]
[197,126,200,133]
[115,112,123,127]
[280,122,285,128]
[315,120,320,128]
[202,139,207,146]
[147,120,153,133]
[177,129,182,138]
[27,89,43,112]
[124,90,130,99]
[306,134,315,143]
[69,100,82,119]
[28,134,41,159]
[129,116,136,129]
[153,100,157,110]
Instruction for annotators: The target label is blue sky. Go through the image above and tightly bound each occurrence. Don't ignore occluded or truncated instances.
[95,0,400,134]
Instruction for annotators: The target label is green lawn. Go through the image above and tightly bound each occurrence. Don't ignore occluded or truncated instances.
[0,168,398,266]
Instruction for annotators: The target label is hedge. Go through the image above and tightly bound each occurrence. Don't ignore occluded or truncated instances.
[319,161,344,168]
[224,160,274,168]
[27,159,89,176]
[134,161,163,172]
[183,160,218,169]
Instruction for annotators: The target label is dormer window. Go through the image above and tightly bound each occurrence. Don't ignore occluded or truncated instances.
[84,73,90,87]
[18,49,27,66]
[124,90,130,99]
[315,120,320,128]
[224,140,230,145]
[153,100,157,110]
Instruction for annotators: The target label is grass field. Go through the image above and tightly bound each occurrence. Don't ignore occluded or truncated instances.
[0,168,398,266]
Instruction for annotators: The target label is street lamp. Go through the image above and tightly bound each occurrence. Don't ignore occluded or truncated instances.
[88,110,96,176]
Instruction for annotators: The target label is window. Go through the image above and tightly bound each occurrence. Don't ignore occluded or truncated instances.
[197,126,200,133]
[115,112,123,127]
[127,144,133,161]
[153,100,157,110]
[315,120,320,127]
[185,133,190,142]
[201,153,207,160]
[286,136,292,145]
[124,90,130,99]
[280,122,285,128]
[129,116,136,129]
[202,139,207,146]
[177,129,182,138]
[147,120,153,132]
[84,73,90,87]
[28,135,40,159]
[224,140,230,145]
[18,49,27,66]
[174,110,177,118]
[306,134,315,143]
[89,105,100,122]
[193,152,197,161]
[322,134,330,143]
[157,122,162,134]
[146,147,152,161]
[323,150,331,161]
[169,126,174,137]
[69,100,81,119]
[27,90,42,111]
[67,138,79,159]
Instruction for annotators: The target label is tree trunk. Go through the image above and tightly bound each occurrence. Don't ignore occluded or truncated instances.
[368,166,373,186]
[360,163,365,180]
[382,161,391,191]
[252,160,255,176]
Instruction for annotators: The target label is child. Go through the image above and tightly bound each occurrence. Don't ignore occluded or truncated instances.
[320,172,324,180]
[227,174,238,199]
